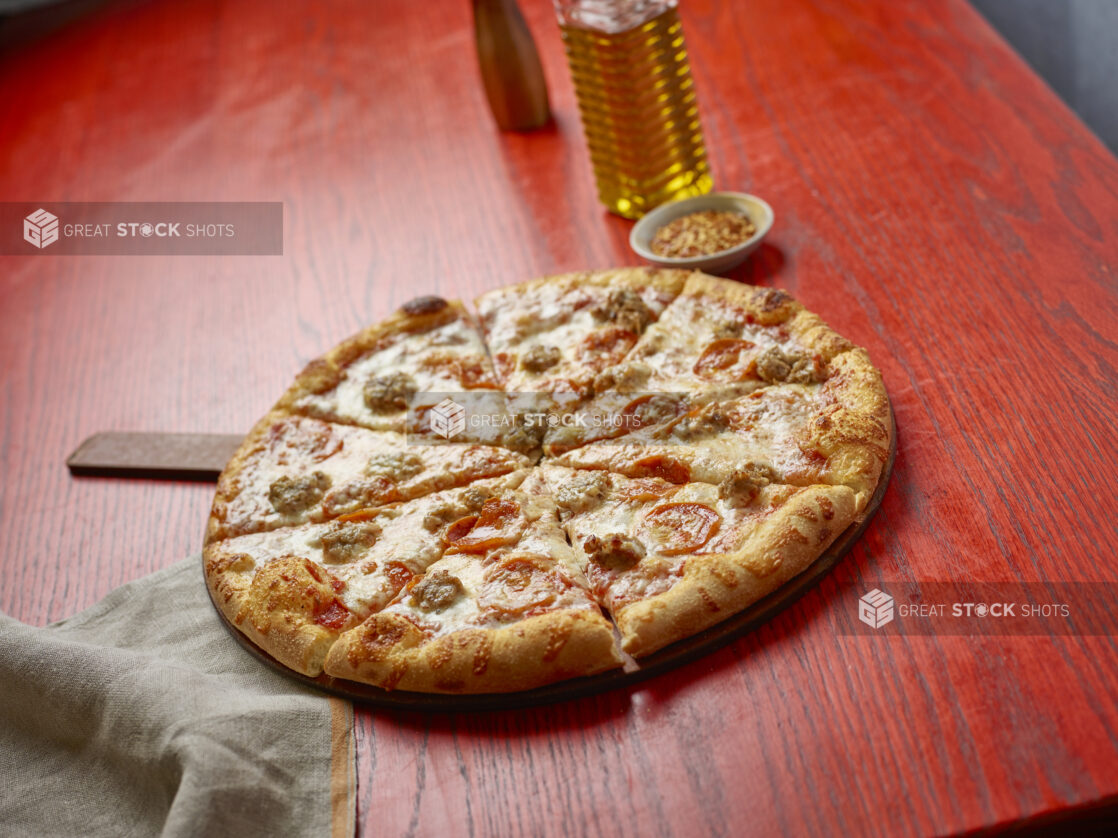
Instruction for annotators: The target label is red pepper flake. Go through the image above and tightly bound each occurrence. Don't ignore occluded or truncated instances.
[650,210,756,258]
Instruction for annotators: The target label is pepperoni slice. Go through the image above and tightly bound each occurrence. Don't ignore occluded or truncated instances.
[420,354,497,389]
[493,351,514,380]
[444,514,479,544]
[693,339,755,378]
[631,455,691,484]
[616,478,676,502]
[479,556,561,619]
[313,597,351,631]
[445,498,523,553]
[642,502,722,555]
[579,327,638,364]
[382,561,415,595]
[621,394,684,431]
[268,417,343,465]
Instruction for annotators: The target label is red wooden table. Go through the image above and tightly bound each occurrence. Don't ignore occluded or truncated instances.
[2,0,1117,834]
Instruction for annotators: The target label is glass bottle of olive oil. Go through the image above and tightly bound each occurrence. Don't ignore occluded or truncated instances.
[555,0,712,218]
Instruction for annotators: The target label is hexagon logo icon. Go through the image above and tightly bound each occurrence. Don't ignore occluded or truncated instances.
[858,588,894,629]
[429,398,466,440]
[24,209,59,249]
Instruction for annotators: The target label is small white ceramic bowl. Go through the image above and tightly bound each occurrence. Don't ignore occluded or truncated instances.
[629,192,774,274]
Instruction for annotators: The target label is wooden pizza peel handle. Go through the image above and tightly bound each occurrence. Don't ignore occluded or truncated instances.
[66,432,243,480]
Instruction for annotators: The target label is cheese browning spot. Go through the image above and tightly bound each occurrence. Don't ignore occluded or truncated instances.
[363,372,417,413]
[268,471,332,515]
[409,569,466,612]
[353,618,411,664]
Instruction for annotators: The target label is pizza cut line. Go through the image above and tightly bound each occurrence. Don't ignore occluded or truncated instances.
[204,269,892,694]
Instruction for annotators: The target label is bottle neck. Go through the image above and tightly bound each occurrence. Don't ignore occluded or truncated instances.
[554,0,678,34]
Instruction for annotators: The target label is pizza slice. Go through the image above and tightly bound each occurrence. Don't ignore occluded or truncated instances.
[543,274,857,455]
[203,473,528,676]
[541,465,857,657]
[206,410,531,541]
[475,268,690,400]
[552,350,892,512]
[278,295,502,434]
[324,472,622,692]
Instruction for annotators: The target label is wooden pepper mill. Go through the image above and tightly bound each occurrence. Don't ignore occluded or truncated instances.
[473,0,551,130]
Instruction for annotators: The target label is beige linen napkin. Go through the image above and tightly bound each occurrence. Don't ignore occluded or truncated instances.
[0,557,355,838]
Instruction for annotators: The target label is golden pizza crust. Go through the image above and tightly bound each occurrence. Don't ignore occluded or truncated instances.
[204,554,358,676]
[681,271,803,326]
[476,266,692,310]
[801,348,893,510]
[324,609,622,693]
[613,484,858,657]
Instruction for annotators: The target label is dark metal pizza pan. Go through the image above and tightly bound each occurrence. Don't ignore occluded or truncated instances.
[206,407,896,711]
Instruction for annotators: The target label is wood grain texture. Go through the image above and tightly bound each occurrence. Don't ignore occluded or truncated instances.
[0,0,1116,835]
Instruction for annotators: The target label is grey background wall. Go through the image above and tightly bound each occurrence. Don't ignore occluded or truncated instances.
[972,0,1118,152]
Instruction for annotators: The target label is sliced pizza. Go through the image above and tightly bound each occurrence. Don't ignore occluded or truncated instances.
[542,465,857,657]
[323,472,621,692]
[552,349,892,511]
[206,410,531,541]
[544,274,858,455]
[203,473,528,675]
[475,268,690,400]
[278,295,501,434]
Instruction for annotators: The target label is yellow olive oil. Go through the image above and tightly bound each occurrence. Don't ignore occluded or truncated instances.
[560,6,712,219]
